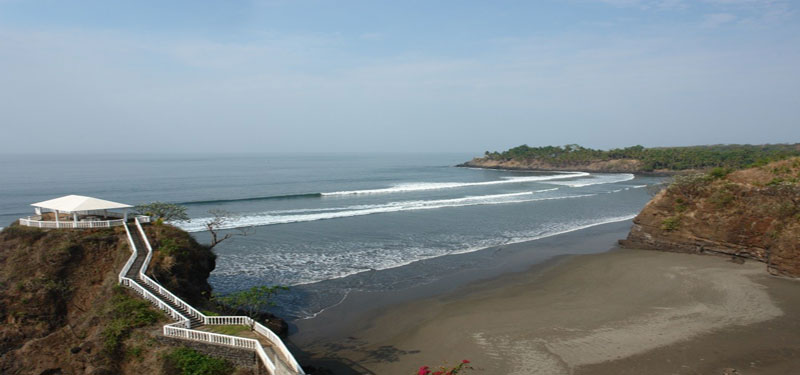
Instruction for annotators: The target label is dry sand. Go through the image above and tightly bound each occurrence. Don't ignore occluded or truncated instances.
[299,249,800,374]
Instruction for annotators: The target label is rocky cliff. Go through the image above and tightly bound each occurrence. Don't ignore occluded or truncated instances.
[0,223,223,374]
[620,158,800,277]
[458,157,649,173]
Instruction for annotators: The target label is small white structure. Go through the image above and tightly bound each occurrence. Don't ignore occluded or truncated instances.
[20,195,135,229]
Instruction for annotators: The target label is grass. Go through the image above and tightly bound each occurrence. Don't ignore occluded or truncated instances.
[102,286,162,355]
[163,347,234,375]
[204,325,250,336]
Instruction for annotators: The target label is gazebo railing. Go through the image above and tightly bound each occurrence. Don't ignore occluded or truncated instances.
[19,217,127,229]
[18,213,148,229]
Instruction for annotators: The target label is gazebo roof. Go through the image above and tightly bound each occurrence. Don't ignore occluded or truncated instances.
[31,195,132,213]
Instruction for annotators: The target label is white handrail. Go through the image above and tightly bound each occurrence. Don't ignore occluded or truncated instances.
[163,324,277,374]
[119,225,138,283]
[20,216,127,229]
[206,316,252,325]
[134,217,207,323]
[254,321,303,373]
[121,222,191,328]
[120,218,303,375]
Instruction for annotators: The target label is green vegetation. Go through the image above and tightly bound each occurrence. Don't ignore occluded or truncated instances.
[159,237,185,257]
[204,325,249,335]
[213,285,288,317]
[661,216,682,232]
[0,224,48,245]
[102,286,162,355]
[709,167,732,179]
[483,144,800,171]
[163,347,234,375]
[674,198,687,213]
[133,202,190,222]
[709,184,737,208]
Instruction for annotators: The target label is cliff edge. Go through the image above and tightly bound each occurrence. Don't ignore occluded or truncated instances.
[620,158,800,277]
[458,157,646,173]
[0,223,217,374]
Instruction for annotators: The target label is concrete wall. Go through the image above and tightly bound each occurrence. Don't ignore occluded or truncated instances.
[156,336,269,375]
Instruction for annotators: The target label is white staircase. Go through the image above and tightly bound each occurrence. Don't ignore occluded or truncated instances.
[119,217,304,375]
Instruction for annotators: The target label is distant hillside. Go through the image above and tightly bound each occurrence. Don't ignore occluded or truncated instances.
[459,144,800,173]
[620,158,800,277]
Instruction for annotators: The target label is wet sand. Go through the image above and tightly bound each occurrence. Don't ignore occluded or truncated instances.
[292,228,800,374]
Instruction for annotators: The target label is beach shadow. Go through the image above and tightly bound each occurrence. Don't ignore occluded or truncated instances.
[297,337,420,374]
[319,337,419,363]
[360,345,420,363]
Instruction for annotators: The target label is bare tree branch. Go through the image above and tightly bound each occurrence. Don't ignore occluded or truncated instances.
[205,209,252,249]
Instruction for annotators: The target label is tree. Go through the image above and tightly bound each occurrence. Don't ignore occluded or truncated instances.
[133,202,189,222]
[213,285,289,317]
[204,209,252,250]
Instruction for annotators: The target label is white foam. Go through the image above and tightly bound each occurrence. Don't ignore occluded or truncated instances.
[211,214,638,291]
[545,173,635,187]
[321,173,589,196]
[177,190,585,232]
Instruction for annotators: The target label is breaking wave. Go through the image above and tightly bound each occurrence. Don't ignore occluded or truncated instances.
[177,189,584,232]
[211,213,639,292]
[321,173,589,196]
[544,173,635,187]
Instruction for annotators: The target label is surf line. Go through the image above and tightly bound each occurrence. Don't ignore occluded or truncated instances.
[322,173,589,196]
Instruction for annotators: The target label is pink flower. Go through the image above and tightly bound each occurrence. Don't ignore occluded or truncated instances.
[418,366,431,375]
[462,360,470,364]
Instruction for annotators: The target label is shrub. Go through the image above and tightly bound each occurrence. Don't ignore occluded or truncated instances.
[667,173,712,199]
[1,224,47,245]
[674,197,687,213]
[213,285,288,317]
[159,237,184,257]
[709,186,736,208]
[164,347,234,375]
[417,360,473,375]
[709,167,731,179]
[133,202,189,222]
[102,286,161,355]
[661,216,681,231]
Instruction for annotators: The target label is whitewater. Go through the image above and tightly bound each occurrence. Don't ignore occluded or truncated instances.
[0,153,664,320]
[178,189,574,232]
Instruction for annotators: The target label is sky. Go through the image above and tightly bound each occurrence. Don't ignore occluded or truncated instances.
[0,0,798,154]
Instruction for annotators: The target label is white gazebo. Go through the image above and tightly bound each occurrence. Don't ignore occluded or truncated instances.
[20,195,136,229]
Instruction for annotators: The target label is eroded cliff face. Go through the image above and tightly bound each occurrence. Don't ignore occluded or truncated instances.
[0,223,217,374]
[620,158,800,277]
[459,157,646,173]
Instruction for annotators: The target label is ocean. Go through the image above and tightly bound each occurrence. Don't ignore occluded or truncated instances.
[0,153,662,320]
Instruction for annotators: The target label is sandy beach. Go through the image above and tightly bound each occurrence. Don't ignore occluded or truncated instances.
[293,235,800,374]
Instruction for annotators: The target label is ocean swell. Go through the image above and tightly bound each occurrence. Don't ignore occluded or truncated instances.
[321,173,589,196]
[544,173,635,187]
[211,213,638,292]
[177,189,581,232]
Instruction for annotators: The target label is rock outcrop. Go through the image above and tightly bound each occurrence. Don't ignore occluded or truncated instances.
[0,223,235,374]
[458,157,651,173]
[620,158,800,277]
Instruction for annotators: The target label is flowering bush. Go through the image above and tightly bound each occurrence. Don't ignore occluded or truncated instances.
[417,360,473,375]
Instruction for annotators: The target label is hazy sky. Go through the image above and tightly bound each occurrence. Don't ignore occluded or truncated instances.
[1,0,798,153]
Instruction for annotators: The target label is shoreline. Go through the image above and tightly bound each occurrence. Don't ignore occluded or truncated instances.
[289,220,634,334]
[290,222,800,374]
[455,162,681,177]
